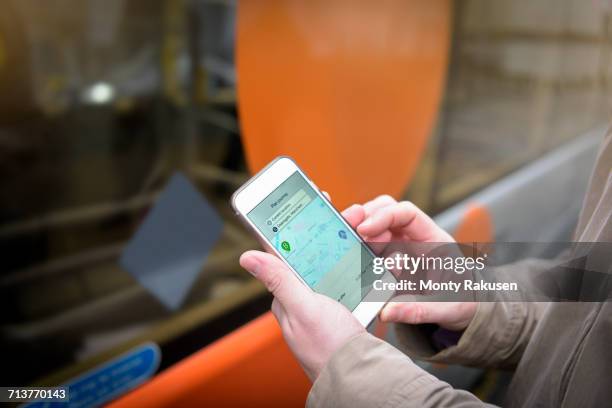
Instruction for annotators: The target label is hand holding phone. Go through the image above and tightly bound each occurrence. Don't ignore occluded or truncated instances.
[239,239,366,381]
[233,156,399,379]
[232,156,392,326]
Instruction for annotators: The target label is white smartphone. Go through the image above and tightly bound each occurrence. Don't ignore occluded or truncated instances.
[231,156,393,327]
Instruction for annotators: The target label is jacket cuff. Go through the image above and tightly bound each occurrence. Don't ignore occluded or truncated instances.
[395,302,526,367]
[307,332,439,408]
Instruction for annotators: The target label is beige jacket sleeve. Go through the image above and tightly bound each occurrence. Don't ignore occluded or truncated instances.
[307,332,490,408]
[394,258,554,369]
[307,259,554,408]
[395,301,547,369]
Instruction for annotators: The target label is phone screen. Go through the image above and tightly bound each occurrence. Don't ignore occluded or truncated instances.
[247,171,374,311]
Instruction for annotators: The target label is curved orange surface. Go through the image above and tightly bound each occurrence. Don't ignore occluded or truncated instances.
[453,204,494,243]
[237,0,451,209]
[110,312,309,408]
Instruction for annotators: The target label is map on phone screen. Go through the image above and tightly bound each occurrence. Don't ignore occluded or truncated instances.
[247,172,373,310]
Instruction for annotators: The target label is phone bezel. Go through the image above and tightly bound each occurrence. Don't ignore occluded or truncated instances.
[231,156,386,327]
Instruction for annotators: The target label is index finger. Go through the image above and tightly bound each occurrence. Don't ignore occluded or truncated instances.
[341,204,366,228]
[363,194,397,217]
[358,201,439,241]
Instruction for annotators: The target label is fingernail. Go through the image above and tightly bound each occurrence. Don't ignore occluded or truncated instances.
[240,254,261,277]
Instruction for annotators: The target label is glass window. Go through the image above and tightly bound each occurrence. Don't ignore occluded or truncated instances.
[409,0,611,211]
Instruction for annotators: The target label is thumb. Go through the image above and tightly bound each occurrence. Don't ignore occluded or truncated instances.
[380,302,447,325]
[240,250,312,311]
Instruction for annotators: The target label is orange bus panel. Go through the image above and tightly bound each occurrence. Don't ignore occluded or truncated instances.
[110,313,310,408]
[453,204,494,243]
[237,0,451,209]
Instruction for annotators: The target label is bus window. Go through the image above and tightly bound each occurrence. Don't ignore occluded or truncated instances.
[408,0,611,212]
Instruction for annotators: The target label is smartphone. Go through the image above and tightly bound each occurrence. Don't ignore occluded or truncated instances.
[231,156,393,327]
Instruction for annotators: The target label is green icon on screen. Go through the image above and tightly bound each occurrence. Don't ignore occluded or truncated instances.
[281,241,291,252]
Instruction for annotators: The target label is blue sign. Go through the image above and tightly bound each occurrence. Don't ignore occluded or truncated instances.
[25,343,160,408]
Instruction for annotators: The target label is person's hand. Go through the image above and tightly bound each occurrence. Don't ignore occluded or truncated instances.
[356,194,454,243]
[380,301,477,331]
[239,204,368,381]
[355,195,477,332]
